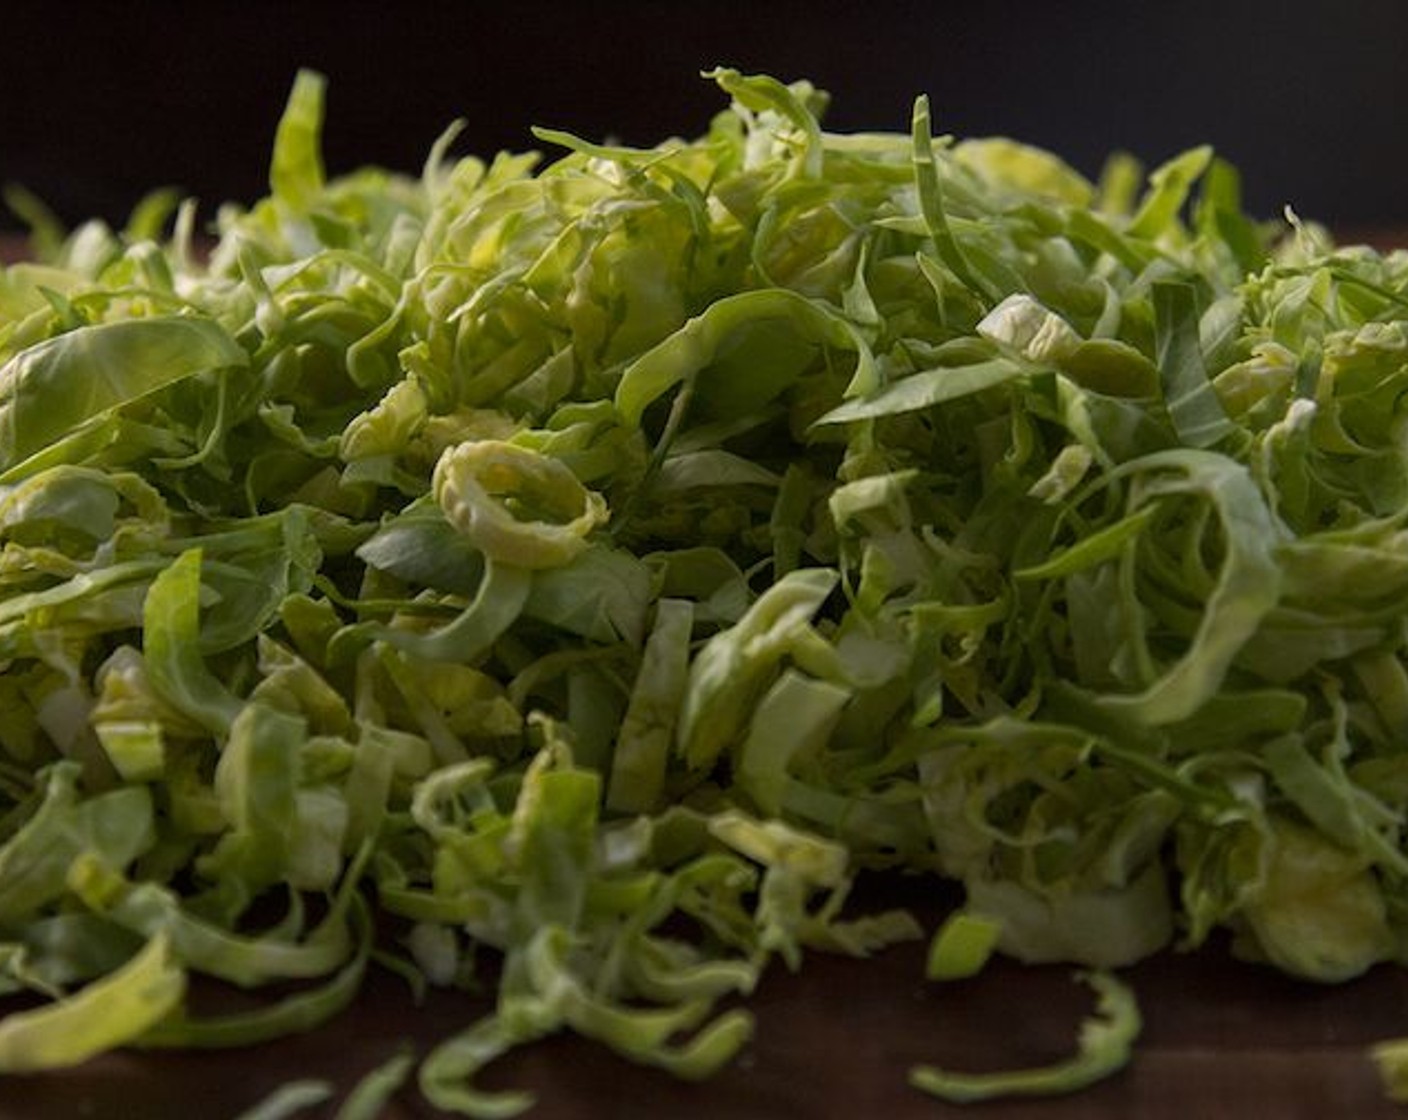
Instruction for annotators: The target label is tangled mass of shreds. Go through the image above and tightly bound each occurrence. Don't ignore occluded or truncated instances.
[4,67,1408,1112]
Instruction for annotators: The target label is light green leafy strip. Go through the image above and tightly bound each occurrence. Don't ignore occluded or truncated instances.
[910,970,1141,1101]
[2,61,1408,1113]
[230,1081,334,1120]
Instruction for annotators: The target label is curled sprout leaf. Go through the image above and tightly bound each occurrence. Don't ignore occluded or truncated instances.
[0,932,185,1072]
[909,970,1141,1101]
[977,294,1082,366]
[433,440,608,569]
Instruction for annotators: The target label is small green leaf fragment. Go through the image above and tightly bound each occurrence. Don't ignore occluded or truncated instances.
[233,1081,336,1120]
[926,911,1002,981]
[1371,1037,1408,1103]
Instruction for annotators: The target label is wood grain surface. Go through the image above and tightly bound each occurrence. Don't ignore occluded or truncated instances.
[1,873,1405,1119]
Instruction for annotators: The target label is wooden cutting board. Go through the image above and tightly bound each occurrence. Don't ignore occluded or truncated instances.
[0,874,1406,1119]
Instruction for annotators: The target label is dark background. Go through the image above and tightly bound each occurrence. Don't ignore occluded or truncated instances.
[3,0,1407,237]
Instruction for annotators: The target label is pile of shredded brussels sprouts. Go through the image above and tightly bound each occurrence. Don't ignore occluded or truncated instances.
[4,68,1408,1112]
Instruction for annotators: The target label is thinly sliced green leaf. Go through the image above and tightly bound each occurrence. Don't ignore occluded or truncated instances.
[0,933,185,1072]
[142,549,244,735]
[0,317,246,473]
[818,358,1024,424]
[233,1081,335,1120]
[1154,282,1235,449]
[910,970,1140,1100]
[271,70,328,211]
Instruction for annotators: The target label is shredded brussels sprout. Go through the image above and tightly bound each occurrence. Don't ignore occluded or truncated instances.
[2,63,1408,1112]
[433,440,608,569]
